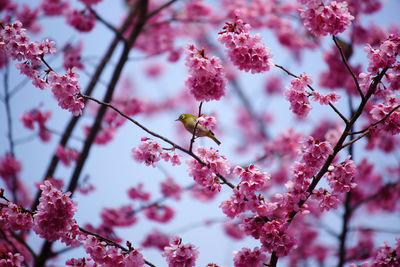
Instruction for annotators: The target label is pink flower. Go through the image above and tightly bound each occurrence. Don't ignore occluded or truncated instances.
[311,91,341,105]
[218,16,273,73]
[0,252,24,267]
[82,234,145,266]
[312,187,340,211]
[284,73,312,118]
[41,0,69,16]
[33,180,78,242]
[223,221,245,240]
[66,8,96,32]
[142,228,170,250]
[260,219,296,256]
[197,115,217,131]
[63,41,84,70]
[144,205,175,223]
[56,145,80,166]
[127,183,151,201]
[20,109,52,142]
[101,205,137,227]
[132,138,181,167]
[1,202,33,231]
[184,44,227,102]
[162,236,199,267]
[187,146,231,193]
[160,177,183,200]
[0,153,21,182]
[233,247,267,267]
[299,1,354,36]
[327,156,357,193]
[48,68,84,116]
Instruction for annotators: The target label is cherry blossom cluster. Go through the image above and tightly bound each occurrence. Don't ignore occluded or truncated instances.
[63,41,84,70]
[79,0,103,5]
[162,236,199,267]
[220,164,270,219]
[0,20,85,116]
[327,156,357,194]
[20,109,52,142]
[48,68,84,116]
[81,234,145,267]
[56,145,80,166]
[0,202,33,231]
[1,21,55,88]
[0,153,21,185]
[127,183,151,201]
[197,114,217,131]
[349,238,400,266]
[284,73,313,117]
[233,246,267,267]
[160,177,183,200]
[364,34,400,75]
[144,204,175,223]
[298,0,354,36]
[132,137,181,167]
[0,252,24,267]
[218,16,274,73]
[33,180,79,244]
[41,0,69,16]
[187,146,231,192]
[310,90,340,105]
[101,205,137,227]
[66,8,96,32]
[184,44,227,102]
[133,1,178,59]
[142,228,170,250]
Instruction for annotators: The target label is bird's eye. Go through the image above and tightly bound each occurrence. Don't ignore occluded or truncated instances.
[180,115,185,119]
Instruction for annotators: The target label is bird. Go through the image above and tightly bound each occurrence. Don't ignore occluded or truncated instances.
[175,113,221,145]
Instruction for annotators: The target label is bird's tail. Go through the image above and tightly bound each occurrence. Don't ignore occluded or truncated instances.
[208,132,221,145]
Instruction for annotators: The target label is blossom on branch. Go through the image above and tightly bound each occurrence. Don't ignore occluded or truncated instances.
[218,15,273,73]
[184,43,227,102]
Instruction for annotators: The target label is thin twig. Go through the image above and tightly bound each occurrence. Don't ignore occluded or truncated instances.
[349,104,400,135]
[189,102,203,153]
[332,36,364,100]
[86,4,127,44]
[80,93,235,189]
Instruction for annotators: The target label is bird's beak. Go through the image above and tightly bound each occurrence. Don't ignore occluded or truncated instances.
[175,118,180,121]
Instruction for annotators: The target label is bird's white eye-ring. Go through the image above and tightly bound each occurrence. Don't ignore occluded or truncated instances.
[180,115,185,120]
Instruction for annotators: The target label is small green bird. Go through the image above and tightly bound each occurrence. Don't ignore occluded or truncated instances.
[176,113,221,145]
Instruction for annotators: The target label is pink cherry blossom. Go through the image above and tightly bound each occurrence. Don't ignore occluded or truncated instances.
[160,177,183,200]
[162,236,199,267]
[101,205,137,227]
[127,183,151,201]
[66,8,96,32]
[144,204,175,223]
[0,202,33,231]
[142,228,170,250]
[233,247,267,267]
[33,180,78,243]
[56,145,80,166]
[299,1,354,36]
[41,0,69,16]
[218,15,273,73]
[187,146,231,192]
[184,43,227,102]
[20,109,52,142]
[0,252,24,267]
[284,73,313,118]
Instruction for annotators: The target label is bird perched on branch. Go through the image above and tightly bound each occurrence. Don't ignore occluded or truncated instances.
[176,113,221,145]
